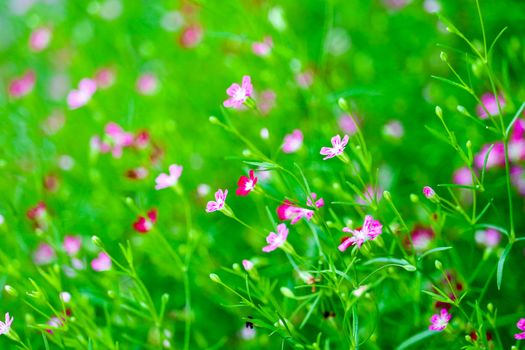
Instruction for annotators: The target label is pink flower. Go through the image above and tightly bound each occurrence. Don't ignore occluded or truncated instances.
[242,259,254,271]
[258,90,276,115]
[236,170,258,196]
[125,166,149,180]
[133,130,150,149]
[282,129,303,153]
[91,252,111,272]
[408,226,434,252]
[476,93,505,119]
[474,229,501,249]
[34,243,56,265]
[252,36,273,57]
[295,70,314,89]
[94,67,116,89]
[423,186,435,199]
[429,308,451,331]
[338,215,383,251]
[63,235,82,256]
[27,201,47,221]
[306,193,324,208]
[277,200,314,225]
[338,114,358,135]
[356,185,382,205]
[320,134,349,160]
[155,164,183,190]
[67,78,97,109]
[0,313,14,335]
[474,143,505,169]
[383,120,404,139]
[206,189,228,213]
[9,70,36,98]
[104,122,134,158]
[136,73,159,95]
[453,167,474,186]
[223,76,253,109]
[197,184,211,197]
[514,318,525,340]
[133,209,158,233]
[29,26,52,51]
[179,24,203,48]
[511,166,525,195]
[383,0,409,10]
[262,223,289,252]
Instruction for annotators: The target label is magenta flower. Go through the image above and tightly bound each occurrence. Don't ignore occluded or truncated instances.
[408,226,434,252]
[223,76,253,109]
[67,78,97,109]
[63,235,82,256]
[429,308,451,331]
[422,186,435,199]
[453,167,474,186]
[236,170,258,196]
[306,193,324,208]
[179,24,203,48]
[474,229,501,249]
[476,93,505,119]
[9,70,36,98]
[320,134,349,160]
[206,189,228,213]
[133,209,158,233]
[91,252,111,272]
[155,164,183,190]
[27,201,47,221]
[262,223,289,252]
[136,73,159,95]
[338,215,383,251]
[282,129,303,154]
[242,259,254,271]
[515,318,525,340]
[29,26,52,52]
[474,143,505,169]
[252,36,273,57]
[0,313,13,335]
[277,200,314,225]
[34,243,56,265]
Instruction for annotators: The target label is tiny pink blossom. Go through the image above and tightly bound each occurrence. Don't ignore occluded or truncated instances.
[453,167,474,186]
[179,24,203,48]
[511,166,525,195]
[320,134,349,160]
[155,164,183,190]
[67,78,97,109]
[223,76,253,109]
[34,243,56,265]
[295,70,314,89]
[429,308,451,331]
[277,200,314,225]
[136,73,159,95]
[474,143,505,169]
[338,114,358,135]
[133,209,158,233]
[94,67,116,89]
[105,122,134,158]
[236,170,258,196]
[29,26,52,52]
[306,193,324,208]
[0,313,14,335]
[339,215,383,251]
[63,235,82,256]
[423,186,435,199]
[197,184,211,197]
[252,36,273,57]
[9,70,36,98]
[282,129,303,154]
[242,259,254,271]
[514,318,525,340]
[91,252,111,272]
[356,185,382,205]
[259,90,276,115]
[408,226,434,252]
[206,189,228,213]
[474,229,501,249]
[60,292,71,303]
[383,120,404,139]
[262,223,289,253]
[476,93,505,119]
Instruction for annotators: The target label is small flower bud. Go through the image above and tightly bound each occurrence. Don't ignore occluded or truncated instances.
[161,293,170,304]
[209,273,221,283]
[383,190,392,202]
[280,287,295,298]
[91,235,104,248]
[60,291,71,303]
[466,140,472,149]
[4,285,18,297]
[435,106,443,119]
[434,259,443,270]
[487,303,494,313]
[423,186,436,199]
[440,51,448,62]
[457,105,469,116]
[410,194,419,203]
[232,263,240,271]
[208,116,219,124]
[107,290,116,298]
[465,335,472,342]
[338,97,349,111]
[402,264,417,272]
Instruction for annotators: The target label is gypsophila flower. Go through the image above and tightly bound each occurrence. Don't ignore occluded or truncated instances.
[277,200,314,224]
[262,223,289,252]
[475,229,501,249]
[422,186,435,199]
[0,313,13,335]
[339,215,382,251]
[133,209,158,233]
[236,170,258,196]
[91,252,111,272]
[282,129,303,153]
[155,164,183,190]
[63,235,82,256]
[429,308,451,331]
[223,76,253,109]
[320,134,349,160]
[514,318,525,340]
[242,259,254,271]
[476,93,505,119]
[206,189,228,213]
[306,193,324,208]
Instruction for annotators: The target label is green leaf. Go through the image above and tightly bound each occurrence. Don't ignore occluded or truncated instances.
[418,246,453,261]
[497,243,513,290]
[480,144,495,185]
[395,330,436,350]
[505,101,525,136]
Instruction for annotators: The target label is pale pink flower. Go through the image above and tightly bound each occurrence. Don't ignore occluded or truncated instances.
[423,186,435,199]
[155,164,183,190]
[408,226,434,252]
[295,70,314,89]
[320,134,349,160]
[356,185,382,205]
[423,0,441,13]
[63,235,82,256]
[306,193,324,208]
[282,129,303,153]
[136,73,159,95]
[259,90,276,115]
[41,110,65,136]
[34,243,56,265]
[29,26,52,51]
[260,128,270,139]
[60,292,71,303]
[67,78,97,109]
[511,166,525,195]
[240,325,256,340]
[509,138,525,163]
[429,308,451,331]
[453,167,474,186]
[262,223,289,252]
[339,215,383,251]
[383,0,409,9]
[383,120,404,139]
[197,184,211,197]
[242,259,254,271]
[8,70,36,98]
[338,114,358,135]
[179,24,203,48]
[0,313,14,335]
[474,143,505,169]
[515,318,525,340]
[475,229,501,248]
[94,67,116,89]
[223,76,253,109]
[206,189,228,213]
[277,200,314,225]
[252,36,273,57]
[104,122,134,158]
[476,93,505,119]
[91,252,111,272]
